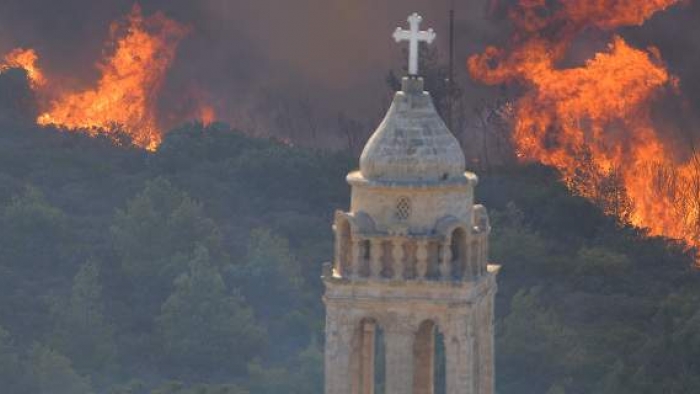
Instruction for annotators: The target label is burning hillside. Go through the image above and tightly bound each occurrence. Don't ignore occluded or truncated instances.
[0,5,200,150]
[468,0,700,252]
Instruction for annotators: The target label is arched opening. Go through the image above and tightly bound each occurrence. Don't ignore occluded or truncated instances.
[351,318,385,394]
[413,321,435,394]
[413,320,446,394]
[336,218,352,276]
[450,228,468,279]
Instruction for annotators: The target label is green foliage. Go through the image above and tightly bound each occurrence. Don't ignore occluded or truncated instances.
[490,203,552,272]
[110,177,229,355]
[546,383,567,394]
[246,338,323,394]
[574,247,631,277]
[0,187,73,343]
[0,186,69,272]
[0,326,27,393]
[230,228,312,356]
[27,344,94,394]
[49,260,116,372]
[111,178,225,281]
[150,381,249,394]
[234,228,304,310]
[498,288,584,393]
[157,246,265,377]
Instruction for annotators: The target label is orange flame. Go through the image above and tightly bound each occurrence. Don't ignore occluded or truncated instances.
[38,5,189,150]
[1,48,46,88]
[469,1,700,249]
[0,5,190,150]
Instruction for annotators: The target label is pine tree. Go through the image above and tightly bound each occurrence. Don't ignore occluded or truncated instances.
[110,178,228,340]
[157,245,265,378]
[50,260,115,372]
[27,344,93,394]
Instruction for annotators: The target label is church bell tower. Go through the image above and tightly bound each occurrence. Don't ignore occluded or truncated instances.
[322,13,499,394]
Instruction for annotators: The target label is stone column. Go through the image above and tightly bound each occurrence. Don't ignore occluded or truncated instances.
[443,316,473,394]
[333,224,342,276]
[369,239,383,279]
[325,309,355,394]
[351,238,363,279]
[416,240,429,280]
[392,238,405,280]
[439,242,452,280]
[385,321,415,394]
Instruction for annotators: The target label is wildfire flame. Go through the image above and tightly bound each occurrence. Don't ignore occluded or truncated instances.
[0,5,216,151]
[1,48,46,88]
[37,5,189,150]
[468,1,700,250]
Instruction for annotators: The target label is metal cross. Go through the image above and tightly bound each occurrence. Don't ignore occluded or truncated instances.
[393,13,436,76]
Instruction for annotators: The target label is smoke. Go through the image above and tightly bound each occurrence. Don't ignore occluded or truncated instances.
[623,2,700,155]
[0,0,505,138]
[0,0,697,145]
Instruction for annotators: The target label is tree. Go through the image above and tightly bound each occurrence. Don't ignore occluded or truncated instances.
[111,178,225,280]
[498,288,584,394]
[157,245,265,378]
[0,186,71,342]
[574,247,631,277]
[49,260,116,372]
[489,203,554,273]
[232,228,306,324]
[246,337,323,394]
[0,186,69,272]
[236,228,303,309]
[27,344,93,394]
[150,381,249,394]
[110,178,227,325]
[336,112,366,154]
[0,326,28,393]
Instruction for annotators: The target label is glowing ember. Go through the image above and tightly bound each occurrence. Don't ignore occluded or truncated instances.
[469,1,700,249]
[198,105,216,126]
[1,48,46,88]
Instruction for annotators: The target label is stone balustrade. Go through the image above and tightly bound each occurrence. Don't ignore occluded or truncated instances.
[334,232,488,282]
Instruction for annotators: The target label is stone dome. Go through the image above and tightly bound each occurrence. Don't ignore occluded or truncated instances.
[359,77,466,184]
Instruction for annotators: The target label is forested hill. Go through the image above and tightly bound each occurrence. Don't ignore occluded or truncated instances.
[0,111,699,394]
